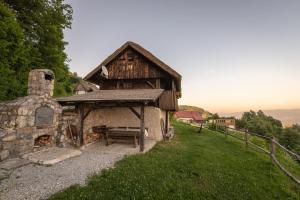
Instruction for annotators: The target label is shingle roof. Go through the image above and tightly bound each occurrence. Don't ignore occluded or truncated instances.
[174,111,203,121]
[56,89,164,103]
[84,41,182,82]
[74,81,98,92]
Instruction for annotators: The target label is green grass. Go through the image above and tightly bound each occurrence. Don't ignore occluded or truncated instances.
[49,121,300,200]
[226,127,300,181]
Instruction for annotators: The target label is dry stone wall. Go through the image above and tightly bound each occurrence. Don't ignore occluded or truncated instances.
[0,96,62,161]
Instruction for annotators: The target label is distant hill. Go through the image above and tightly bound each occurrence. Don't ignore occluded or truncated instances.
[179,105,212,119]
[222,109,300,127]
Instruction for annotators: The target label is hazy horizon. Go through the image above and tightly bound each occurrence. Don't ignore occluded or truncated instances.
[64,0,300,113]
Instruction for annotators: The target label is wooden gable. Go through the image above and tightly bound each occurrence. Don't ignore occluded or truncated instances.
[105,47,169,80]
[84,41,181,93]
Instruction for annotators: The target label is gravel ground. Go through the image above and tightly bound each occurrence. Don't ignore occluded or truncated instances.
[0,141,155,200]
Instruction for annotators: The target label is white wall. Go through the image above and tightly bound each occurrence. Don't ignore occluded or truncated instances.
[83,106,167,141]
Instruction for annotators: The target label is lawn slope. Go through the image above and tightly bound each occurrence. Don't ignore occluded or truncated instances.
[49,122,300,200]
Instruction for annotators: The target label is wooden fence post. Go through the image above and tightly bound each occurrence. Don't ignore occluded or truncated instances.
[245,130,248,147]
[270,138,276,164]
[225,126,228,138]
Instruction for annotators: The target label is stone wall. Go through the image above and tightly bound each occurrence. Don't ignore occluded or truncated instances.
[57,111,79,147]
[83,106,168,141]
[0,96,62,161]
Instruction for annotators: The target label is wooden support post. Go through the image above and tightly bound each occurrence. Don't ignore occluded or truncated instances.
[270,138,276,164]
[140,104,145,152]
[165,111,169,134]
[79,104,84,146]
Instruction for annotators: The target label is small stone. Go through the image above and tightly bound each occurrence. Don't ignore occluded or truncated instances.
[0,150,9,160]
[0,130,7,138]
[2,135,17,142]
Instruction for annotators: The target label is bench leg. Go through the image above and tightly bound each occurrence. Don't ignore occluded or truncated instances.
[105,133,109,146]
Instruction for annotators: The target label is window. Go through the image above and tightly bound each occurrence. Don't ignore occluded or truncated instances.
[44,73,54,81]
[127,64,133,70]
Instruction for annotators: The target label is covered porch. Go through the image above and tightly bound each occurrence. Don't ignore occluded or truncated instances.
[57,89,167,152]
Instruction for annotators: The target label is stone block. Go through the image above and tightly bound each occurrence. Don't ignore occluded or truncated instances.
[2,135,16,142]
[17,127,34,135]
[0,130,6,138]
[3,141,14,150]
[16,116,27,128]
[26,116,35,127]
[0,150,9,160]
[22,147,81,165]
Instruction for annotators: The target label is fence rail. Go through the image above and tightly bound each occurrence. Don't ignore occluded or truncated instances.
[207,124,300,185]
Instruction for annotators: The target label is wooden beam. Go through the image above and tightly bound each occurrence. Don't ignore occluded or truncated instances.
[172,79,176,91]
[129,107,141,119]
[140,104,145,152]
[146,80,155,89]
[79,104,84,146]
[83,108,93,120]
[155,79,160,88]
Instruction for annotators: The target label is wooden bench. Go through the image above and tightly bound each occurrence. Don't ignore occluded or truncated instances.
[92,126,148,147]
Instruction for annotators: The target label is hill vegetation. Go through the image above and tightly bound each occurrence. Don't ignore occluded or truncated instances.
[223,109,300,127]
[49,121,300,200]
[179,105,212,118]
[0,0,76,101]
[236,110,300,154]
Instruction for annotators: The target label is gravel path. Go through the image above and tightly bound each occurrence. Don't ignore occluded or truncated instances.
[0,141,155,200]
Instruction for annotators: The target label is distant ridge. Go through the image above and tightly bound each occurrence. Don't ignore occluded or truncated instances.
[179,105,212,118]
[222,109,300,127]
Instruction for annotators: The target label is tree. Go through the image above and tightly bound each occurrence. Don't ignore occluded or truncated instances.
[207,113,219,120]
[0,2,29,101]
[279,124,300,154]
[237,110,282,137]
[2,0,73,99]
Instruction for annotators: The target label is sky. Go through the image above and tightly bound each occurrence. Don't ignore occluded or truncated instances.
[64,0,300,113]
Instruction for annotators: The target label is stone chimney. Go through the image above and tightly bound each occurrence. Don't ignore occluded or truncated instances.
[27,69,55,97]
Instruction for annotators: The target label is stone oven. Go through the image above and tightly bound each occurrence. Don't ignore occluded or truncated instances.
[0,69,62,161]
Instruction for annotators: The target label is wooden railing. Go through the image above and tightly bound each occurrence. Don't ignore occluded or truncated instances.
[207,124,300,185]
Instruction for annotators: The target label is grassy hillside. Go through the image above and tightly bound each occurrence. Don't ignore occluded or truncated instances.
[49,122,300,200]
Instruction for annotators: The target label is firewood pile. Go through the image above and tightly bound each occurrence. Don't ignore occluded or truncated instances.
[84,132,101,144]
[34,135,52,147]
